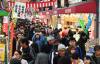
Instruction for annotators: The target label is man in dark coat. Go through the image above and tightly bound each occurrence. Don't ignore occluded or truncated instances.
[20,37,37,64]
[53,44,71,64]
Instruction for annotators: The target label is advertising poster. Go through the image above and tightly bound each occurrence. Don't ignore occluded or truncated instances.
[0,44,5,62]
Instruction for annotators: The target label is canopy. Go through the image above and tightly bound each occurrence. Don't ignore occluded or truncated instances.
[0,10,9,16]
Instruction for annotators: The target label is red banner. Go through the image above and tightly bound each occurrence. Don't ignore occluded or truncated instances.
[2,23,8,35]
[10,22,15,41]
[8,1,55,11]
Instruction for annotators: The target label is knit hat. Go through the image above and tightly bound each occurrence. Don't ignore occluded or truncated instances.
[58,44,66,51]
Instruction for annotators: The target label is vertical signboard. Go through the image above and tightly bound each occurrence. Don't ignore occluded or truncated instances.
[12,2,26,19]
[0,44,5,62]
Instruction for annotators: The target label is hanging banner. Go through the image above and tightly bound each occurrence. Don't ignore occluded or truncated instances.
[3,16,9,23]
[26,2,30,10]
[86,14,92,30]
[8,21,14,60]
[8,2,15,11]
[8,1,55,11]
[2,16,9,35]
[10,22,15,41]
[79,18,85,29]
[12,2,26,19]
[0,44,5,62]
[2,23,8,35]
[84,28,88,35]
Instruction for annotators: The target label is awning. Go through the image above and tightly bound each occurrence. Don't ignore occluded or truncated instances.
[0,10,9,16]
[41,1,96,15]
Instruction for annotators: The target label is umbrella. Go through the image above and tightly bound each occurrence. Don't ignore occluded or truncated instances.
[0,10,9,16]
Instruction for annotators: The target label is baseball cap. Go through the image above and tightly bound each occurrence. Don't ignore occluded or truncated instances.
[58,44,66,51]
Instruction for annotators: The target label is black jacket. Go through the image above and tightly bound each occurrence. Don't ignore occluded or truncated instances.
[53,55,71,64]
[10,58,21,64]
[91,54,100,64]
[22,46,37,63]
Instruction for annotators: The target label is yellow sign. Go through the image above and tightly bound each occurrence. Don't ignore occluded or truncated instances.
[0,44,5,61]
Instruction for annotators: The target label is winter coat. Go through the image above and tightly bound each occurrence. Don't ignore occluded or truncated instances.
[32,34,46,52]
[67,46,83,59]
[75,46,83,59]
[53,55,71,64]
[35,53,49,64]
[91,54,100,64]
[22,46,36,64]
[10,58,21,64]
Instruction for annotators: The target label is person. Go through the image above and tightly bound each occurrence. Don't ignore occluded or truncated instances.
[29,24,35,40]
[53,28,60,39]
[32,33,42,52]
[32,29,46,52]
[20,37,36,64]
[35,45,50,64]
[71,53,84,64]
[67,46,77,59]
[53,44,71,64]
[91,45,100,64]
[10,50,28,64]
[49,39,61,64]
[69,38,83,59]
[77,31,89,58]
[16,32,24,50]
[84,56,93,64]
[40,28,47,45]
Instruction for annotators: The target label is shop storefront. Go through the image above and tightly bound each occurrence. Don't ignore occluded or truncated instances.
[40,0,96,39]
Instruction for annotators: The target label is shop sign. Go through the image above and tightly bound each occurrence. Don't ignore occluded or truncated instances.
[65,8,71,13]
[68,0,82,4]
[57,1,96,14]
[0,44,5,61]
[46,12,49,14]
[53,11,57,14]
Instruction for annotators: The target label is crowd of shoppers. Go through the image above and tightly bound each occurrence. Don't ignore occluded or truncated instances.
[10,19,100,64]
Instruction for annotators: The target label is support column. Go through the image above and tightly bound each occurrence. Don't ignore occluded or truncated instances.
[96,0,99,39]
[99,0,100,39]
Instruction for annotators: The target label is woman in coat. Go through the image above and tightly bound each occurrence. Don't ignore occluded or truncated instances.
[10,50,28,64]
